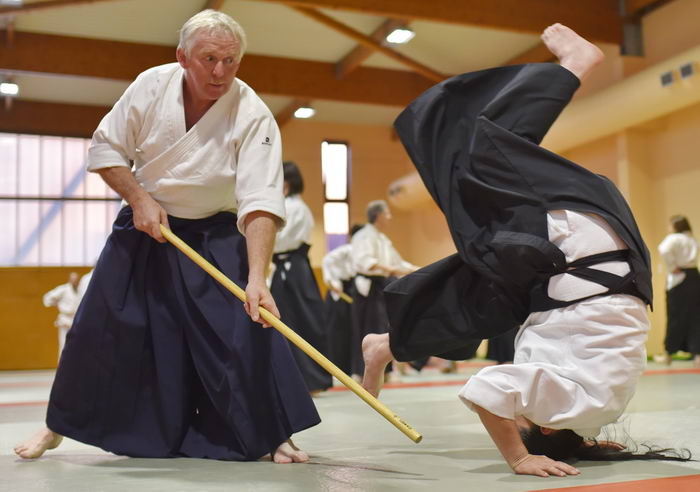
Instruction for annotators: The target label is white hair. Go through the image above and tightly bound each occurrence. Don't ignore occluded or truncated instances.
[367,200,389,223]
[178,9,247,62]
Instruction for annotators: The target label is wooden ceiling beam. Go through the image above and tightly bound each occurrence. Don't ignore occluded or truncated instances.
[292,6,443,82]
[0,99,109,138]
[505,42,555,66]
[202,0,226,10]
[335,17,407,79]
[242,51,432,105]
[258,0,624,44]
[1,31,432,106]
[0,0,121,15]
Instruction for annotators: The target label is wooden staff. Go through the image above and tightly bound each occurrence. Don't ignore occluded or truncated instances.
[338,291,353,304]
[160,225,422,444]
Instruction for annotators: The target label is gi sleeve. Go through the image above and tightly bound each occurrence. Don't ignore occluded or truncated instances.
[322,249,343,291]
[351,230,379,275]
[658,234,680,271]
[86,71,154,172]
[42,285,65,308]
[235,111,285,235]
[274,198,313,253]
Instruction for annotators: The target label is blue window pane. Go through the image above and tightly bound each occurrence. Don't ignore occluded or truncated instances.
[86,201,109,264]
[39,200,64,266]
[64,138,87,198]
[18,135,40,197]
[0,134,17,196]
[17,200,40,265]
[63,201,85,265]
[40,136,64,196]
[0,201,17,265]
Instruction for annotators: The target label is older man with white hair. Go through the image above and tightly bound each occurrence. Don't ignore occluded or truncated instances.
[15,9,319,464]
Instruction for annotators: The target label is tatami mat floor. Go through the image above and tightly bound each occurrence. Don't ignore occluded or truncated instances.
[2,361,699,492]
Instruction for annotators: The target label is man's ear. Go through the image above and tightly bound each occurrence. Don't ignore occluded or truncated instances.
[539,427,556,435]
[176,47,187,68]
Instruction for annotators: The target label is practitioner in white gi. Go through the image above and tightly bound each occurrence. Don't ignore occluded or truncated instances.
[350,200,417,378]
[361,24,690,477]
[271,161,332,394]
[658,215,700,367]
[16,10,319,463]
[322,224,363,375]
[42,272,81,359]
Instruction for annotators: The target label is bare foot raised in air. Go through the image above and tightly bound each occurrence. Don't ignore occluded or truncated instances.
[14,427,63,459]
[273,439,309,463]
[541,23,604,81]
[361,333,394,398]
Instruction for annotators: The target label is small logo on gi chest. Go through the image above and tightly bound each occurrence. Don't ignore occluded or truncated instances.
[262,136,271,145]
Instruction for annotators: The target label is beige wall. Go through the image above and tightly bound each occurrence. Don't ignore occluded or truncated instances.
[280,119,456,269]
[280,119,420,267]
[553,105,700,357]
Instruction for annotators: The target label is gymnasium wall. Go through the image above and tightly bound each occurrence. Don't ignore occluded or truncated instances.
[4,0,700,368]
[0,267,91,370]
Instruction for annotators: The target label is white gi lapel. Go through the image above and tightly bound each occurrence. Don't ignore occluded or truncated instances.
[133,76,240,200]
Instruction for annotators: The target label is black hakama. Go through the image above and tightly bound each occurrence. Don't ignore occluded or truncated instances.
[386,63,652,362]
[324,278,354,375]
[271,244,333,392]
[351,276,394,376]
[665,268,700,354]
[47,207,320,460]
[486,327,518,364]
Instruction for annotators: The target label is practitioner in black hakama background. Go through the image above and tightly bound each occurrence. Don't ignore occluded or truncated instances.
[658,215,700,367]
[322,223,363,376]
[271,161,333,394]
[350,200,417,379]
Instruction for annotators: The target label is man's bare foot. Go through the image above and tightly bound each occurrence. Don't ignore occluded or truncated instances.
[14,428,63,459]
[541,23,604,81]
[361,333,393,397]
[693,354,700,368]
[273,439,309,464]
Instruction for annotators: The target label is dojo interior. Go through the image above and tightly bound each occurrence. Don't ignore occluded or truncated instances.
[2,0,700,490]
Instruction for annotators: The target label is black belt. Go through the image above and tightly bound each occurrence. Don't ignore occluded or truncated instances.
[272,243,310,264]
[529,249,641,312]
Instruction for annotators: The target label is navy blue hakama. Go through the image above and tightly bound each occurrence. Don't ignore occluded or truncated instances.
[271,245,333,392]
[351,275,395,376]
[665,267,700,354]
[47,207,320,460]
[324,278,355,375]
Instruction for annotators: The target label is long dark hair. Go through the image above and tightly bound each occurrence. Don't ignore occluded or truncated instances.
[520,426,692,463]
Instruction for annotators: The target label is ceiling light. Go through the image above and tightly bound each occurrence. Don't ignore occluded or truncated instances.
[0,82,19,96]
[294,106,315,119]
[385,27,415,45]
